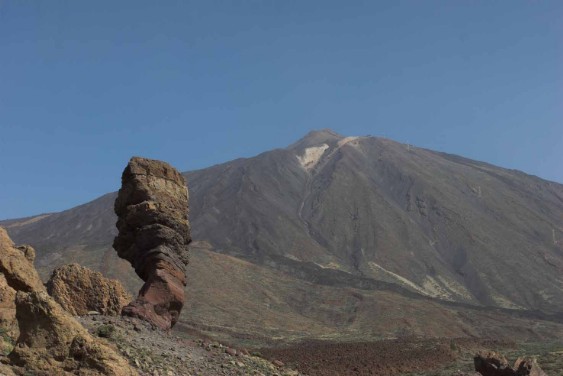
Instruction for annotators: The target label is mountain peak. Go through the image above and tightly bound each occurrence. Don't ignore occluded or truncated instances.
[288,129,344,151]
[306,128,343,139]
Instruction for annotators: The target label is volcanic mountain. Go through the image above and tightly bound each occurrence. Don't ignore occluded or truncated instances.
[3,129,563,343]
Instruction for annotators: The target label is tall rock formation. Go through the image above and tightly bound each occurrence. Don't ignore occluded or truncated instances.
[113,157,190,330]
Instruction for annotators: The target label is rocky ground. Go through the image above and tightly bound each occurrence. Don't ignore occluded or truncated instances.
[401,341,563,376]
[260,338,563,376]
[260,338,464,376]
[77,314,301,376]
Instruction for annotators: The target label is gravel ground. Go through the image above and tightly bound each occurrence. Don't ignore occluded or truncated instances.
[260,338,517,376]
[77,315,563,376]
[77,315,302,376]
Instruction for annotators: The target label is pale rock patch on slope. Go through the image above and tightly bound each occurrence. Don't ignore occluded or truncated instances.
[315,261,345,271]
[435,275,473,301]
[285,254,302,262]
[368,262,428,295]
[297,144,329,171]
[538,289,555,304]
[337,136,360,148]
[367,262,472,302]
[3,214,51,229]
[421,275,473,302]
[477,272,525,309]
[491,293,525,310]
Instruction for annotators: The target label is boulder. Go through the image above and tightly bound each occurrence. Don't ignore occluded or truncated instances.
[46,263,132,316]
[474,351,547,376]
[0,228,44,293]
[513,357,547,376]
[10,290,136,375]
[474,351,513,376]
[113,157,190,330]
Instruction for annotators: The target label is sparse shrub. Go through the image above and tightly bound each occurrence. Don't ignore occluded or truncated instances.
[0,328,14,355]
[96,324,115,338]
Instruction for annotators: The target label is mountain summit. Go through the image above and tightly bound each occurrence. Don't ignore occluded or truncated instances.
[3,130,563,342]
[288,128,345,151]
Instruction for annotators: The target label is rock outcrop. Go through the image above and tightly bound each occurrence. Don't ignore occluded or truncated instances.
[10,290,136,375]
[0,274,17,355]
[46,263,132,316]
[474,351,546,376]
[0,227,137,375]
[113,157,190,330]
[0,229,44,293]
[474,351,510,375]
[0,227,43,357]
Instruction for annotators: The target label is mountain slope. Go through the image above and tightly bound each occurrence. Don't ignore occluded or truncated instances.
[3,130,563,339]
[186,129,563,311]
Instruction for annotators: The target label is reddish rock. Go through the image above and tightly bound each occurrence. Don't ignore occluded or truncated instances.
[474,350,512,376]
[513,357,547,376]
[225,347,237,356]
[474,351,547,376]
[113,157,191,330]
[46,263,132,316]
[273,359,285,368]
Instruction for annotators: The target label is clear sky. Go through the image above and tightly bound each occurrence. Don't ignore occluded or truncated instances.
[1,1,562,219]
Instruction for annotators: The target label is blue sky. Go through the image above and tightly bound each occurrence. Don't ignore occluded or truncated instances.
[1,1,562,219]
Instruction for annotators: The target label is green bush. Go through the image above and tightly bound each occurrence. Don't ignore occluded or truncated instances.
[96,324,115,338]
[0,328,14,356]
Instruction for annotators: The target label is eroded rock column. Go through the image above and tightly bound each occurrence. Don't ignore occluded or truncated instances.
[113,157,190,329]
